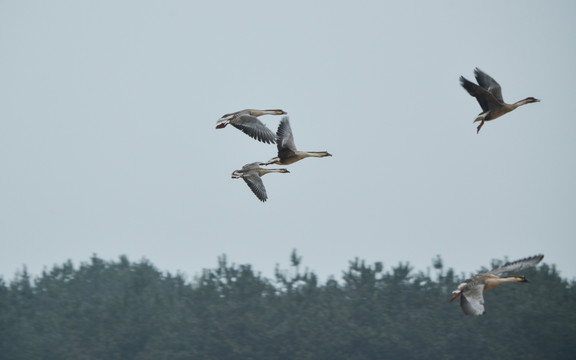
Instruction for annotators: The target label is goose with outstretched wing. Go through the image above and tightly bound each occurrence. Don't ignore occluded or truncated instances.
[450,254,544,316]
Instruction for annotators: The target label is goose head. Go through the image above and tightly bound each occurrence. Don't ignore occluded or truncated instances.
[511,97,540,109]
[216,112,236,129]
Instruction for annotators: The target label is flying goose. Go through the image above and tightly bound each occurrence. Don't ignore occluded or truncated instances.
[450,254,544,316]
[231,162,289,202]
[216,109,286,144]
[263,117,331,166]
[460,68,540,133]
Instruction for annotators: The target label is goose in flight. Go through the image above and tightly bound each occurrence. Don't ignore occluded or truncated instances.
[231,162,289,202]
[263,117,331,166]
[450,254,544,316]
[460,68,540,133]
[216,109,286,144]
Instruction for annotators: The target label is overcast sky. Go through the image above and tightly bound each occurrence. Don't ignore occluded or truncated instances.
[1,1,575,283]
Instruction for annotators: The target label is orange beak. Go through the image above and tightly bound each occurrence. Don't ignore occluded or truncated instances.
[449,292,461,302]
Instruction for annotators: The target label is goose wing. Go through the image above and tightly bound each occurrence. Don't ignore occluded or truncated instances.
[275,116,298,160]
[474,68,504,103]
[489,255,544,275]
[241,162,262,171]
[242,172,267,202]
[460,284,486,316]
[231,115,277,144]
[276,117,297,151]
[460,76,502,112]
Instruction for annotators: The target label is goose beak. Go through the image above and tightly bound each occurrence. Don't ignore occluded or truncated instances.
[216,117,230,129]
[449,292,461,302]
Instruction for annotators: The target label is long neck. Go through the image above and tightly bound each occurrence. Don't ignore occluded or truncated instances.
[260,168,287,176]
[251,109,283,116]
[302,151,330,157]
[484,276,525,290]
[512,98,536,108]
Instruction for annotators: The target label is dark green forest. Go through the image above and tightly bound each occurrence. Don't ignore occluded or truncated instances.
[1,252,574,360]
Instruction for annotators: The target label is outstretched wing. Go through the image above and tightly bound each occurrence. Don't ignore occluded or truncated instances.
[490,255,544,275]
[474,68,504,103]
[460,76,502,112]
[231,115,277,144]
[242,173,267,202]
[276,116,297,152]
[460,284,486,316]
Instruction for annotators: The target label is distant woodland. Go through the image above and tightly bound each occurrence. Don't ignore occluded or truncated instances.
[0,252,574,360]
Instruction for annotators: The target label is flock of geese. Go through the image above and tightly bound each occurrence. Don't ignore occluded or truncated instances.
[217,109,331,202]
[216,68,543,316]
[217,68,540,203]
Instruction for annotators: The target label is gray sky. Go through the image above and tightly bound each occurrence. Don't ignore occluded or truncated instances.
[2,1,575,282]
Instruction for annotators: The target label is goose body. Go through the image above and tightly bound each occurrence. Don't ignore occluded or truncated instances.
[450,254,544,316]
[460,68,540,133]
[231,162,289,202]
[264,117,331,166]
[216,109,286,144]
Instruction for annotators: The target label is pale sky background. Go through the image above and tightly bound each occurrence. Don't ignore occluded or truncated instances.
[1,1,575,283]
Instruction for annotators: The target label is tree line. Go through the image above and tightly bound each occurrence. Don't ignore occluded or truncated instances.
[0,251,574,360]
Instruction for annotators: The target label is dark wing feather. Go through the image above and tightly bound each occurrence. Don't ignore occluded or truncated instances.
[276,117,297,152]
[231,115,277,144]
[460,76,502,112]
[474,68,504,103]
[490,255,544,275]
[242,173,267,202]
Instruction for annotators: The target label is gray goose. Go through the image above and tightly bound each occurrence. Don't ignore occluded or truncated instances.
[216,109,286,144]
[263,117,331,166]
[231,162,289,202]
[450,254,544,316]
[460,68,539,133]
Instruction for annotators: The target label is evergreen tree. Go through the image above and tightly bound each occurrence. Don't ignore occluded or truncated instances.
[0,253,574,359]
